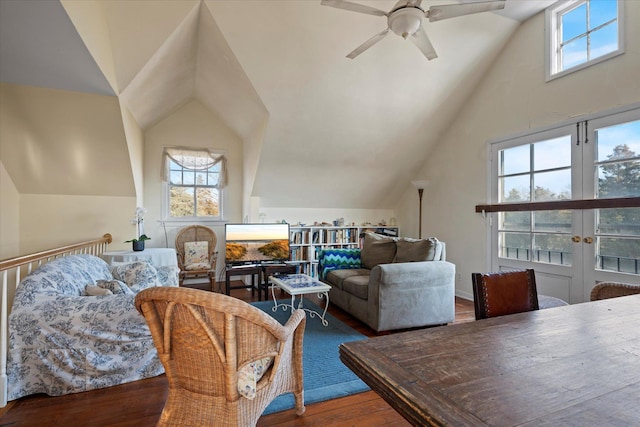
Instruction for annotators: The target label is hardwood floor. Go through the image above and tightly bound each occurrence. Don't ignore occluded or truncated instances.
[0,283,475,427]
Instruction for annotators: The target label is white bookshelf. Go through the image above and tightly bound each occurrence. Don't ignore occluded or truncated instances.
[289,225,398,277]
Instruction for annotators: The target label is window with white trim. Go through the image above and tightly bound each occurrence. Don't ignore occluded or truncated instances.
[546,0,624,80]
[161,147,227,220]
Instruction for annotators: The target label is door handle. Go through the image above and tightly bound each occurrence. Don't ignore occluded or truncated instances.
[572,236,581,243]
[583,237,594,244]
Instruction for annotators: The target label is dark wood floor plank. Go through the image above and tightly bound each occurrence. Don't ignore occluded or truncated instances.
[2,282,474,427]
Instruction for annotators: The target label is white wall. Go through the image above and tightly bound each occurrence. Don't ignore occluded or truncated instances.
[143,99,244,276]
[258,207,396,230]
[19,194,135,254]
[399,2,640,299]
[0,161,19,259]
[0,83,137,255]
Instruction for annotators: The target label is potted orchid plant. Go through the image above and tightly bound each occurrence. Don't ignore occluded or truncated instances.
[125,206,150,251]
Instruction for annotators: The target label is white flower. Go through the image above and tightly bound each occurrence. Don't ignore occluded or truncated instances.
[132,207,147,225]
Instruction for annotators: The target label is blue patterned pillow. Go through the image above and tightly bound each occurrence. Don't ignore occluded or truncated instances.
[318,249,362,280]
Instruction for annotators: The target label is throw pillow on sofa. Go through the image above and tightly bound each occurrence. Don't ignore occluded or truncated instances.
[318,248,362,280]
[361,232,396,269]
[96,279,134,295]
[111,261,159,293]
[394,237,439,263]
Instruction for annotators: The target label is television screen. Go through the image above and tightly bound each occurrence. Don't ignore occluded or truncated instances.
[225,223,290,265]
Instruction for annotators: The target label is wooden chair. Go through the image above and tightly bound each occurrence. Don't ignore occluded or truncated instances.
[590,282,640,301]
[472,269,539,320]
[135,287,306,427]
[175,225,218,291]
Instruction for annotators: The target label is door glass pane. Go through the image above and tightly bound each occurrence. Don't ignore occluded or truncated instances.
[533,136,571,170]
[501,175,530,202]
[499,232,531,261]
[533,234,573,265]
[501,145,530,175]
[596,120,640,162]
[534,210,572,233]
[501,211,530,231]
[595,120,640,198]
[533,169,572,201]
[596,207,640,274]
[597,237,640,274]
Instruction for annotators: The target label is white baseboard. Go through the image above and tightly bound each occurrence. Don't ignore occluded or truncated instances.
[455,289,473,301]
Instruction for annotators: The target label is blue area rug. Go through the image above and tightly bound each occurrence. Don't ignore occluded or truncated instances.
[251,299,370,414]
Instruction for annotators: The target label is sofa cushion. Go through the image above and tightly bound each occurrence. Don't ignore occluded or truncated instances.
[361,233,397,269]
[394,237,439,262]
[325,268,370,290]
[342,275,370,300]
[318,248,362,280]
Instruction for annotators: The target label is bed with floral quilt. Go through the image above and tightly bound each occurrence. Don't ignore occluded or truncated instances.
[7,254,178,401]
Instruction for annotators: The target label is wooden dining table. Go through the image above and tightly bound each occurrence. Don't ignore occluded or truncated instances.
[340,294,640,426]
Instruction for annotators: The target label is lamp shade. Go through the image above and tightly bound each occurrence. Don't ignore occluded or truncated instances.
[411,180,429,190]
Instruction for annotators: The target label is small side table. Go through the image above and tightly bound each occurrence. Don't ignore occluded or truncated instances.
[270,273,331,326]
[225,265,263,299]
[261,263,298,301]
[100,248,178,268]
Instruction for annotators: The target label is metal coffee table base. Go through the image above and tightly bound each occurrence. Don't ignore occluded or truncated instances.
[270,286,330,326]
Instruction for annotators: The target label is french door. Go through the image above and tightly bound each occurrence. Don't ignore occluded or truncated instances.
[489,106,640,303]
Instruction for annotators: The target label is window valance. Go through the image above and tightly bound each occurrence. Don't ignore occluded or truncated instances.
[161,147,227,188]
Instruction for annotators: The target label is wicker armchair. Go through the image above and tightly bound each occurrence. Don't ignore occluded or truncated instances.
[135,287,306,427]
[590,282,640,301]
[175,225,218,291]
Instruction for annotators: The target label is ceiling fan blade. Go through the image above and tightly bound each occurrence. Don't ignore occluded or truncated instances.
[410,28,438,60]
[321,0,387,17]
[427,0,506,22]
[346,28,390,59]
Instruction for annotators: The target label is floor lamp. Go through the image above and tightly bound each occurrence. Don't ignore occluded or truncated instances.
[411,180,429,239]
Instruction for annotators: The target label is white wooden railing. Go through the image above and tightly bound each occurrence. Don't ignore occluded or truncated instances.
[0,233,112,407]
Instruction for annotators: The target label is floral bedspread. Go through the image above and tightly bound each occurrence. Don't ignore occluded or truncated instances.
[7,254,178,401]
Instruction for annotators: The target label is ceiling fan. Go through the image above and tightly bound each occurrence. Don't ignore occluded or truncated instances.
[321,0,506,60]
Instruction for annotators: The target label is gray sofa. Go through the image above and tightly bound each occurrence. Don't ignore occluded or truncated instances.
[318,233,455,332]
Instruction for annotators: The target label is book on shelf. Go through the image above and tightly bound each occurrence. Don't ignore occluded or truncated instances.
[376,228,398,236]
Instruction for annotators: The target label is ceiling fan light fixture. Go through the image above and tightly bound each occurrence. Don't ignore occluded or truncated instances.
[388,8,424,39]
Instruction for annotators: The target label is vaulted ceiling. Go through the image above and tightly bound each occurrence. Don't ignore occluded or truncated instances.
[0,0,554,209]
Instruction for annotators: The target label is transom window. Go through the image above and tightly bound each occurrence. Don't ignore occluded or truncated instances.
[546,0,624,80]
[161,148,227,220]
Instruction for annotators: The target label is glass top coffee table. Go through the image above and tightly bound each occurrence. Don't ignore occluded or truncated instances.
[269,273,331,326]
